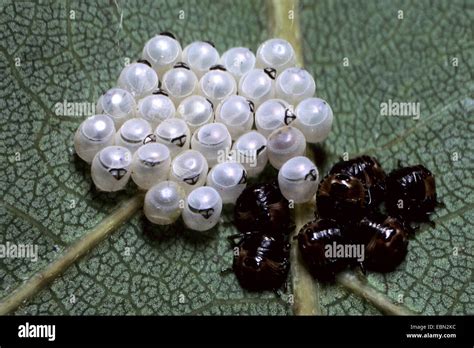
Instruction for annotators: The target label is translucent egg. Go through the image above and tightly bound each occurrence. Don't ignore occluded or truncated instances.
[278,156,319,203]
[115,118,152,154]
[137,93,176,129]
[238,68,275,108]
[206,162,247,204]
[256,38,296,73]
[117,62,159,99]
[74,114,116,164]
[96,88,136,128]
[267,126,306,169]
[199,66,236,106]
[220,47,256,81]
[176,95,214,132]
[91,146,132,192]
[161,63,198,106]
[154,118,190,157]
[182,186,222,231]
[231,131,268,177]
[215,95,253,140]
[131,143,171,190]
[294,98,334,143]
[191,122,232,167]
[144,181,185,225]
[255,99,296,138]
[275,67,316,105]
[182,41,220,78]
[169,149,209,195]
[142,32,182,76]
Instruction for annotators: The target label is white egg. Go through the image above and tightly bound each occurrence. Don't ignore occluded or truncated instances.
[96,88,136,128]
[74,114,115,164]
[278,156,319,203]
[154,118,190,157]
[137,93,176,129]
[117,62,159,99]
[275,67,316,105]
[293,98,334,143]
[182,41,220,78]
[144,181,185,225]
[256,38,296,73]
[115,118,152,154]
[231,131,268,177]
[198,66,236,106]
[176,95,214,132]
[267,126,306,169]
[182,186,222,231]
[255,99,295,138]
[169,149,209,195]
[238,68,275,108]
[131,143,171,190]
[191,122,232,167]
[161,62,198,106]
[215,95,254,140]
[142,32,182,76]
[220,47,256,81]
[206,162,247,204]
[91,146,132,192]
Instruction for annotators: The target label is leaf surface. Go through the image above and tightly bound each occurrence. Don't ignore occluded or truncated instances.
[0,0,472,315]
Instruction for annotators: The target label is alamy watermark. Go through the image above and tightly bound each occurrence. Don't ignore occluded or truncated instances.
[54,99,95,117]
[325,242,365,262]
[0,242,38,262]
[217,148,257,167]
[380,99,420,120]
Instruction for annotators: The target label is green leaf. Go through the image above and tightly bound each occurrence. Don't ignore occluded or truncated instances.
[0,0,472,315]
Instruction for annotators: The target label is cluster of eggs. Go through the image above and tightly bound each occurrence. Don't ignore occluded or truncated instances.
[74,33,334,232]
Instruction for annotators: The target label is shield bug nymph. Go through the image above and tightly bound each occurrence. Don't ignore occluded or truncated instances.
[232,232,290,291]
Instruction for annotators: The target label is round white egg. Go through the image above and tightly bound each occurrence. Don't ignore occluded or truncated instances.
[182,41,220,78]
[267,126,306,169]
[144,181,185,225]
[117,62,159,99]
[137,93,176,129]
[238,68,275,108]
[96,88,136,128]
[294,97,334,143]
[182,186,222,231]
[206,162,247,204]
[215,95,254,140]
[131,143,171,190]
[74,114,116,164]
[231,130,268,177]
[161,63,199,106]
[169,149,209,195]
[142,33,182,76]
[255,99,296,137]
[278,156,319,203]
[91,146,132,192]
[115,118,152,154]
[154,118,190,157]
[176,95,214,132]
[220,47,256,81]
[275,67,316,105]
[190,122,232,167]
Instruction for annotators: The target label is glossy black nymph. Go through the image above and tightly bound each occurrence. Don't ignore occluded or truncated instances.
[297,219,349,281]
[232,232,290,291]
[329,155,386,207]
[316,173,370,223]
[354,214,410,272]
[385,164,438,222]
[234,182,292,235]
